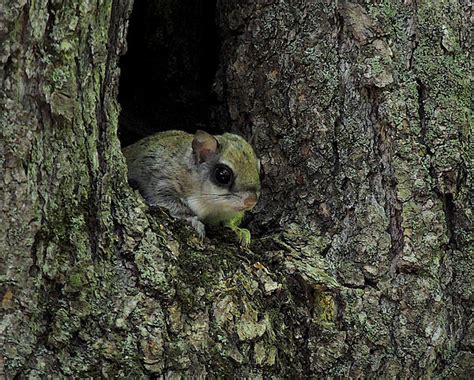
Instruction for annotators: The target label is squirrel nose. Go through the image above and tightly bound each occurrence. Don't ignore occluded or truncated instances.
[243,192,258,209]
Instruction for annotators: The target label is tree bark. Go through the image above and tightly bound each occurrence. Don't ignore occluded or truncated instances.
[1,0,472,378]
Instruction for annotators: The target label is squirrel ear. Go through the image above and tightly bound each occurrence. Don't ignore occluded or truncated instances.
[192,130,219,163]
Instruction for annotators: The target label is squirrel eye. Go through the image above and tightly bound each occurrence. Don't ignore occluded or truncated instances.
[214,164,233,186]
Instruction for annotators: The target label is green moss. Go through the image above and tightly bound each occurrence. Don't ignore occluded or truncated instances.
[367,56,385,77]
[314,292,336,326]
[367,0,398,20]
[68,273,83,289]
[51,68,68,89]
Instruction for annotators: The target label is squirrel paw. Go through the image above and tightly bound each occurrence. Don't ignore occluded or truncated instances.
[223,213,251,247]
[234,227,251,247]
[187,216,205,240]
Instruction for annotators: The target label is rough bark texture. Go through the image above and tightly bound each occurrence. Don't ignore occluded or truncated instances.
[1,0,472,378]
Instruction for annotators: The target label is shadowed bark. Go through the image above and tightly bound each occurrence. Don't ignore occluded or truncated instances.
[1,0,472,378]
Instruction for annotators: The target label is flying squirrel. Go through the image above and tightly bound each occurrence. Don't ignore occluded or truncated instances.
[122,130,261,246]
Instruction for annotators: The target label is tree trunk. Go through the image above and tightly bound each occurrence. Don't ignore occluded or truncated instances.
[2,0,472,378]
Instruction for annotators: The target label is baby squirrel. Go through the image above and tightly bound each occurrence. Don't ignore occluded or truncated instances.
[123,130,261,246]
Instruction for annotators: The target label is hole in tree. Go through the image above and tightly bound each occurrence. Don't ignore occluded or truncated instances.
[118,0,220,147]
[117,2,260,241]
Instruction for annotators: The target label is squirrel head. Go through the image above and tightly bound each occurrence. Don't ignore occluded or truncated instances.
[189,130,261,222]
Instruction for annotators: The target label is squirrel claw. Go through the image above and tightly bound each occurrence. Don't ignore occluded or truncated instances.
[187,216,206,240]
[236,227,251,247]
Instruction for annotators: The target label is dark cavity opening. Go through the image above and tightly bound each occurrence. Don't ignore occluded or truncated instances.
[118,0,220,147]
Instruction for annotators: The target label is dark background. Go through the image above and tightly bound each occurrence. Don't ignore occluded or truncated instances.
[118,0,221,146]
